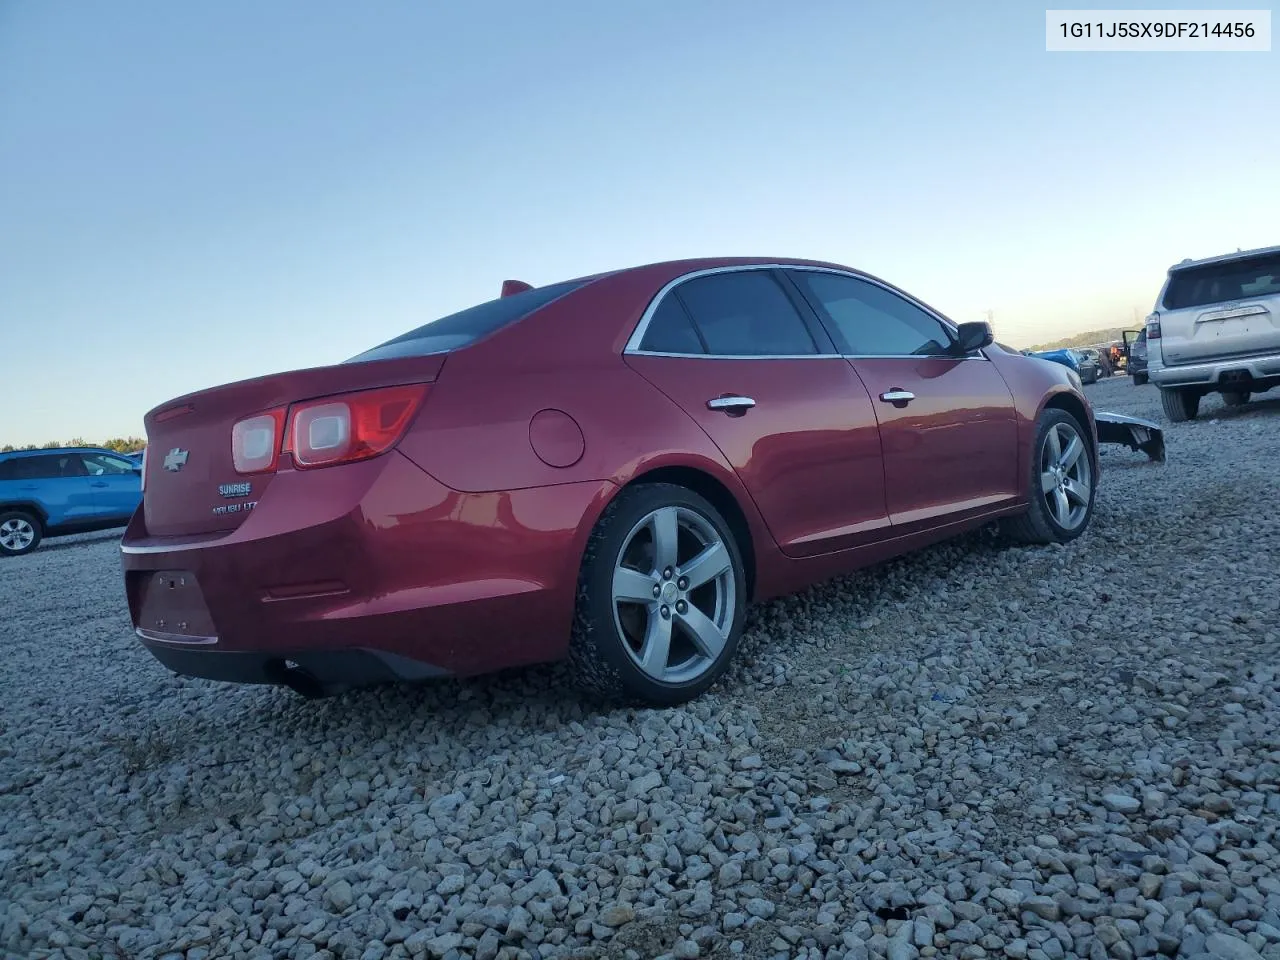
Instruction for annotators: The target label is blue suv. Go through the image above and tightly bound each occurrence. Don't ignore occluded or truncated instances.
[0,447,143,556]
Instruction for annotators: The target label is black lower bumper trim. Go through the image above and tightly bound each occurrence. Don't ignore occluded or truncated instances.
[1095,411,1166,463]
[141,642,452,695]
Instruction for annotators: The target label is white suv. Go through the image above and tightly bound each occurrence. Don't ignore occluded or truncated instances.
[1146,245,1280,421]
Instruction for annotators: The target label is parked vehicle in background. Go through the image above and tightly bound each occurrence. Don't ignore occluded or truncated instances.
[1147,245,1280,420]
[1079,348,1106,378]
[122,256,1103,706]
[1027,348,1080,372]
[1129,328,1149,385]
[0,447,142,556]
[1073,350,1101,384]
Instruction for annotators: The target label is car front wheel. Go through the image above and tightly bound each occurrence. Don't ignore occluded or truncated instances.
[1001,408,1096,546]
[0,511,43,557]
[569,483,747,706]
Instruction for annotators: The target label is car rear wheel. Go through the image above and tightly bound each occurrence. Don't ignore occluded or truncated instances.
[1160,387,1200,422]
[0,511,43,557]
[1000,409,1095,546]
[569,482,746,706]
[1222,390,1250,408]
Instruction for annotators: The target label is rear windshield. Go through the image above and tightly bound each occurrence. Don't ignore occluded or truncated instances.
[345,278,589,363]
[1163,252,1280,310]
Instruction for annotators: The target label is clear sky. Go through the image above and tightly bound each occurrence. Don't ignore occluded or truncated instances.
[2,0,1277,445]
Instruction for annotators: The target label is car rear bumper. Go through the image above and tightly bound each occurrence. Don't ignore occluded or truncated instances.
[120,450,615,690]
[1150,351,1280,388]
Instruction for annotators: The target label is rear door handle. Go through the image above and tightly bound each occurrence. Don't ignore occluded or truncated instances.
[879,389,915,405]
[91,481,108,487]
[707,395,756,415]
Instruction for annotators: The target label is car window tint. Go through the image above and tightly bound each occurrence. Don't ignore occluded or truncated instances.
[81,453,135,476]
[674,272,817,356]
[640,296,705,354]
[792,271,953,356]
[0,454,78,480]
[346,278,591,363]
[1163,252,1280,310]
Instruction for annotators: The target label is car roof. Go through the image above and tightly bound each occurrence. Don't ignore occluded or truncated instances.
[1170,243,1280,271]
[568,255,871,282]
[0,447,122,460]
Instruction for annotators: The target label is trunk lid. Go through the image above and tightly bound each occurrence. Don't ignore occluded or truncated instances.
[1158,251,1280,365]
[141,354,446,538]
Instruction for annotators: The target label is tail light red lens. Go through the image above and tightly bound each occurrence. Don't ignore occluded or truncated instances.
[232,409,286,474]
[287,384,427,469]
[1146,312,1162,339]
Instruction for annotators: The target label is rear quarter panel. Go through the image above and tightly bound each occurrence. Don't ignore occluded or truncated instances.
[396,352,781,594]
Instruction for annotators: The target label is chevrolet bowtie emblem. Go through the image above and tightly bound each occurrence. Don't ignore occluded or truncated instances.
[163,448,189,472]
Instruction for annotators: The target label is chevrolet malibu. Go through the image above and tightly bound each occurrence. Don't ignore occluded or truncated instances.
[122,258,1097,705]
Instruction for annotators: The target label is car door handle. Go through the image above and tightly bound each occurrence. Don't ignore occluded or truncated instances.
[879,389,915,405]
[91,481,108,487]
[707,395,756,415]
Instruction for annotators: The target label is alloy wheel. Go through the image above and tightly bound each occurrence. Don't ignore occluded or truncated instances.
[0,517,36,552]
[610,506,736,684]
[1040,422,1092,531]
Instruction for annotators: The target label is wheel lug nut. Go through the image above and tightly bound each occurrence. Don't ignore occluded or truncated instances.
[660,605,670,619]
[652,584,661,598]
[676,600,687,614]
[663,567,673,579]
[677,577,688,590]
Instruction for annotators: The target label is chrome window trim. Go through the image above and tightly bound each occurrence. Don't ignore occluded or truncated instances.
[623,263,986,362]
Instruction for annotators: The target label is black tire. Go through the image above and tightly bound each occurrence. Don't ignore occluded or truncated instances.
[1160,387,1200,422]
[568,482,747,706]
[0,510,43,557]
[1000,408,1096,546]
[1132,372,1148,386]
[1222,390,1250,408]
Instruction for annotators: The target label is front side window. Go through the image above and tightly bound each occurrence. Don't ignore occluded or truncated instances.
[672,271,818,356]
[791,271,954,356]
[80,453,136,476]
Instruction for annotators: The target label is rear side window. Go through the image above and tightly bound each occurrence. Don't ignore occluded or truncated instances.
[346,278,590,363]
[640,296,706,354]
[1163,252,1280,310]
[672,271,818,356]
[0,454,83,480]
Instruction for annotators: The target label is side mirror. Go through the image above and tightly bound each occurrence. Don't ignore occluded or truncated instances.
[951,321,994,356]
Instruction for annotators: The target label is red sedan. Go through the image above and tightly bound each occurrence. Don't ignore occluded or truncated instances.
[121,258,1097,705]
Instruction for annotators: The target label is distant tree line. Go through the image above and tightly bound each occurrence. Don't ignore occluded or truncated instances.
[0,437,146,454]
[1026,327,1127,352]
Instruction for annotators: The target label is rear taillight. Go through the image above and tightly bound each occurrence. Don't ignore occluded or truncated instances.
[285,384,427,469]
[232,409,287,474]
[1146,312,1162,339]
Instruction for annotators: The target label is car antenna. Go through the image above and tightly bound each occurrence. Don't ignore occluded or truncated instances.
[501,280,534,298]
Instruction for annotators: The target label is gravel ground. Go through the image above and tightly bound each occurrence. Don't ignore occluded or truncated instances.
[2,376,1279,960]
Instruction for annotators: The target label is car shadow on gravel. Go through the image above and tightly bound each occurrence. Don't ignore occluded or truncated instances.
[18,530,123,555]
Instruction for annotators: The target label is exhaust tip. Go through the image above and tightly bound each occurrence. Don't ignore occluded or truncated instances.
[265,659,328,699]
